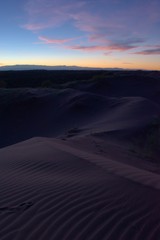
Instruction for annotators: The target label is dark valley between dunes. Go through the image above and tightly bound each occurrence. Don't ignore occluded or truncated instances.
[0,70,160,240]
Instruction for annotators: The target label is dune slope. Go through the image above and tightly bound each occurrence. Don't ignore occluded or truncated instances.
[0,137,160,240]
[0,72,160,239]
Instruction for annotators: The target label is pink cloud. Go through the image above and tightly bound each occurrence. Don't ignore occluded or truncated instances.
[135,46,160,55]
[22,0,159,56]
[71,11,124,38]
[23,0,86,31]
[88,33,111,44]
[38,36,77,44]
[140,0,160,23]
[69,45,110,52]
[37,35,138,52]
[68,42,136,52]
[109,43,136,51]
[23,23,49,31]
[23,0,160,37]
[23,0,125,36]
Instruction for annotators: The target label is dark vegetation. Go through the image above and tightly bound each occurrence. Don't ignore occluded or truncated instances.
[0,69,159,89]
[0,70,106,88]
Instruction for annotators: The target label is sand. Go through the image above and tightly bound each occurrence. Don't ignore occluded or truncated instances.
[0,72,160,239]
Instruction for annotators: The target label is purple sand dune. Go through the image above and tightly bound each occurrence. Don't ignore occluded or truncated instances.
[0,73,160,239]
[0,88,160,148]
[0,137,160,239]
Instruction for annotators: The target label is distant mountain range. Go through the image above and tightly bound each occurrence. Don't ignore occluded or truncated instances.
[0,65,123,71]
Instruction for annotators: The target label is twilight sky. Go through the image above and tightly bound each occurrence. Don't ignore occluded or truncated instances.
[0,0,160,70]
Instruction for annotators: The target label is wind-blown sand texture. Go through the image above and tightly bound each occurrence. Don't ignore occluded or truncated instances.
[0,71,160,239]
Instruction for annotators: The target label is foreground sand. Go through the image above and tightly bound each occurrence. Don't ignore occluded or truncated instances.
[0,136,160,240]
[0,138,160,240]
[0,72,160,239]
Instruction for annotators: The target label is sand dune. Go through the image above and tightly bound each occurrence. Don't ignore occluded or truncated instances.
[0,88,160,148]
[0,137,160,239]
[0,72,160,239]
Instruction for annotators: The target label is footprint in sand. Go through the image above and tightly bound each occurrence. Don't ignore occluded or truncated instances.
[0,202,33,214]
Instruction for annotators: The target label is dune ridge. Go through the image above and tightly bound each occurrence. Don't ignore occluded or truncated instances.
[48,139,160,190]
[0,88,160,148]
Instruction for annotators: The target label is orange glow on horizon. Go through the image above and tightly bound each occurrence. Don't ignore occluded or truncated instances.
[1,54,160,71]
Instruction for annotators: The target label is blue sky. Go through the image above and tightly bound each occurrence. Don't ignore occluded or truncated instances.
[0,0,160,69]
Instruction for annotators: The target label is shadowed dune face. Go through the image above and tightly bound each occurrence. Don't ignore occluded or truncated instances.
[0,74,160,165]
[0,83,160,148]
[83,73,160,98]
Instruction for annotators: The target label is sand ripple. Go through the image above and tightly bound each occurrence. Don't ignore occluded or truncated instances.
[0,138,160,239]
